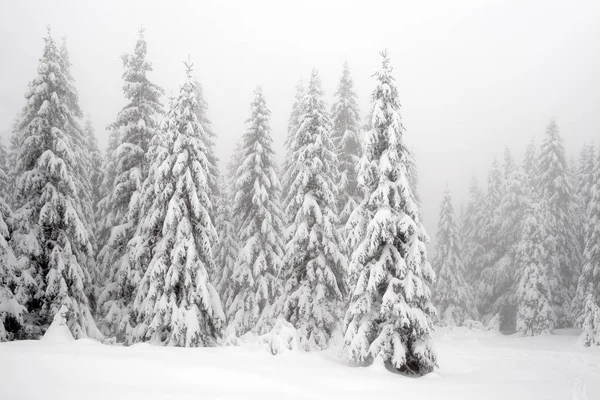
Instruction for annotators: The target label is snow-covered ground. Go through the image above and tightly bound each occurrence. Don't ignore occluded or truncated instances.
[1,327,599,400]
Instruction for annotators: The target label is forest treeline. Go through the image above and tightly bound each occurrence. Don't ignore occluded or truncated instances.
[0,29,598,377]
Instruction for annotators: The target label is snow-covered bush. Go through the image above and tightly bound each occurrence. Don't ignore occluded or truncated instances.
[258,318,300,355]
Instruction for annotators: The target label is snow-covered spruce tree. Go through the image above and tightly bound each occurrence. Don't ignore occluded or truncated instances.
[477,157,504,317]
[522,138,538,194]
[488,149,528,315]
[515,202,556,336]
[213,179,238,308]
[573,149,600,325]
[227,87,286,336]
[343,52,436,375]
[193,81,221,224]
[10,31,100,339]
[0,194,27,341]
[537,119,580,327]
[433,188,478,326]
[130,62,224,347]
[281,80,305,202]
[95,128,121,262]
[83,118,104,218]
[0,139,10,201]
[573,144,595,279]
[96,29,164,339]
[276,69,346,350]
[579,294,600,346]
[462,176,487,285]
[331,62,362,228]
[58,38,97,242]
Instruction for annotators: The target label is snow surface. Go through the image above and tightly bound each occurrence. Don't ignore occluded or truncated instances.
[1,327,599,400]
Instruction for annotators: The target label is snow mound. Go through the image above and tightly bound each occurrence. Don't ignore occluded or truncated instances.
[258,318,299,354]
[41,305,74,343]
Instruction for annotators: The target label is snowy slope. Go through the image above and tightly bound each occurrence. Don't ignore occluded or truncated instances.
[1,327,599,400]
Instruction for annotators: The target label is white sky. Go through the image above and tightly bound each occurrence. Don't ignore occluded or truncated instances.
[1,0,599,246]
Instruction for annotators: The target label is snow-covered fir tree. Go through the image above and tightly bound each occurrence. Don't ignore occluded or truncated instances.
[573,144,595,284]
[478,157,504,317]
[462,176,486,285]
[522,138,538,194]
[276,69,346,350]
[537,119,580,327]
[83,118,104,217]
[130,62,224,347]
[343,52,436,375]
[96,29,164,338]
[10,31,100,339]
[515,201,556,336]
[227,87,285,336]
[212,179,238,308]
[330,62,361,229]
[433,188,478,326]
[281,80,305,202]
[193,80,221,230]
[0,195,26,341]
[488,149,528,315]
[579,294,600,346]
[573,148,600,324]
[0,139,9,199]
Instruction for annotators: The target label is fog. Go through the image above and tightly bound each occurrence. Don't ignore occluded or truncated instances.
[1,0,599,244]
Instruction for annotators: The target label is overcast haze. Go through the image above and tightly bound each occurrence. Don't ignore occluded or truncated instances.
[1,0,599,245]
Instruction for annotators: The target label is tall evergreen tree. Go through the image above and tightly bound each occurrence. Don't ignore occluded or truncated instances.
[478,157,503,317]
[573,148,600,324]
[130,62,224,347]
[10,31,100,339]
[343,52,436,375]
[462,176,486,285]
[537,119,580,327]
[96,29,164,338]
[213,180,238,308]
[281,80,305,202]
[227,87,285,336]
[433,188,478,326]
[522,138,538,194]
[83,118,104,218]
[515,202,556,336]
[277,69,346,350]
[573,144,595,281]
[330,62,361,228]
[193,80,221,228]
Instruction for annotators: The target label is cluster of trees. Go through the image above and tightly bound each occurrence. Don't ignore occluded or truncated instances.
[0,30,436,375]
[431,120,600,344]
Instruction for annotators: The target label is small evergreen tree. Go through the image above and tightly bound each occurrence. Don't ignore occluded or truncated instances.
[227,87,285,336]
[96,29,164,338]
[433,188,478,326]
[11,30,99,339]
[330,62,361,229]
[515,203,556,336]
[277,69,346,350]
[579,294,600,346]
[343,52,436,375]
[130,62,224,347]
